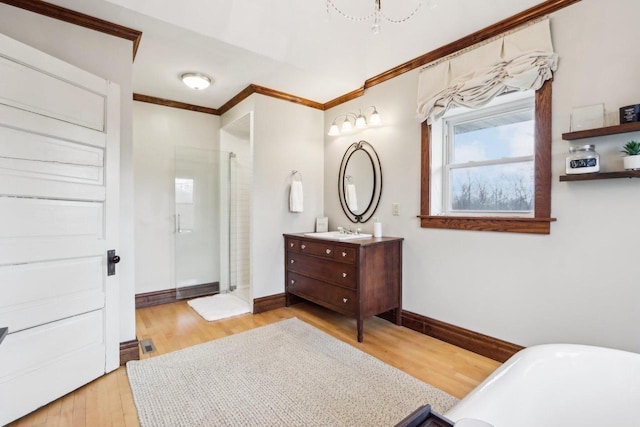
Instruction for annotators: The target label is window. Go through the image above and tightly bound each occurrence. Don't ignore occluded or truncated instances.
[435,92,535,216]
[420,81,554,234]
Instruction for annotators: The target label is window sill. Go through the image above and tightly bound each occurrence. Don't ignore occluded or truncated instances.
[418,215,556,234]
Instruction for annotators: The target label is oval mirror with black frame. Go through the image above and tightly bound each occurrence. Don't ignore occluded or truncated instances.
[338,140,382,223]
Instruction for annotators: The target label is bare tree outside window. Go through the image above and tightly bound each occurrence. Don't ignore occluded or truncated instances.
[444,99,535,215]
[451,163,533,211]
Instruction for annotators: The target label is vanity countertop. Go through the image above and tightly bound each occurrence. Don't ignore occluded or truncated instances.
[285,232,403,247]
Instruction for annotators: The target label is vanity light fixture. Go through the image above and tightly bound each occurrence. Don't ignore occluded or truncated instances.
[328,106,381,136]
[181,72,212,90]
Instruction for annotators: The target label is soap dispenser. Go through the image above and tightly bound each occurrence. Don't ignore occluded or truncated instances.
[373,217,382,238]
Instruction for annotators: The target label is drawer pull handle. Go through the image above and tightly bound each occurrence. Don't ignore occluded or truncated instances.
[326,249,332,254]
[290,242,294,247]
[301,244,306,249]
[342,273,347,278]
[342,251,347,257]
[290,259,295,264]
[290,279,295,285]
[343,298,348,303]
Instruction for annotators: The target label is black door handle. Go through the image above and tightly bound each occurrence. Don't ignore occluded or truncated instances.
[107,250,121,276]
[0,327,7,346]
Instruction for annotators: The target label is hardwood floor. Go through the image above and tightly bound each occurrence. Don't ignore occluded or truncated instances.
[10,301,501,426]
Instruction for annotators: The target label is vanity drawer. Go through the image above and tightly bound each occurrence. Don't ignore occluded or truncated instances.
[296,240,336,259]
[335,246,356,263]
[287,272,357,315]
[286,238,301,251]
[333,265,356,288]
[287,252,356,288]
[286,238,356,263]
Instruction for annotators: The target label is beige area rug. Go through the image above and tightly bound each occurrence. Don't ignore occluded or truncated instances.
[126,318,458,427]
[187,292,250,321]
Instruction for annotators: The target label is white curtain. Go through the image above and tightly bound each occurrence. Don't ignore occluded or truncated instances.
[417,19,557,124]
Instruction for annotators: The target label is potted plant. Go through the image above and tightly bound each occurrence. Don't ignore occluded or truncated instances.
[621,140,640,170]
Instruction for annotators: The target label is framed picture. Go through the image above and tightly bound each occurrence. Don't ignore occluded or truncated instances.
[315,217,328,232]
[571,103,604,131]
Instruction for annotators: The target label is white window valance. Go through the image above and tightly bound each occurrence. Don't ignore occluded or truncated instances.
[417,19,557,124]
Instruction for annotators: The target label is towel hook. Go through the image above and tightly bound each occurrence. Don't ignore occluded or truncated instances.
[291,170,303,182]
[345,174,353,183]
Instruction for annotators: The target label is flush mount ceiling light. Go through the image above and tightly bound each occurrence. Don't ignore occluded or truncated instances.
[325,0,430,34]
[181,73,211,90]
[328,106,381,136]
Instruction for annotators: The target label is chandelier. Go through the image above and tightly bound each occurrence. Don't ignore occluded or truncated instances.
[325,0,427,34]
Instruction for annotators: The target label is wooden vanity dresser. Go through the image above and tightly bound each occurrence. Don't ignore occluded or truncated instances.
[284,233,403,342]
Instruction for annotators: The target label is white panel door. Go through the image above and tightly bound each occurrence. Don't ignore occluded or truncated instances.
[0,33,120,425]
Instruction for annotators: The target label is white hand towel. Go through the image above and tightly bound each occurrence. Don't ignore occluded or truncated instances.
[289,180,303,212]
[346,183,358,212]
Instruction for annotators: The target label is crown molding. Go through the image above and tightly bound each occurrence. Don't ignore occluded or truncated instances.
[217,85,256,115]
[137,84,323,117]
[218,84,324,115]
[0,0,142,60]
[323,87,366,111]
[133,93,220,115]
[252,85,324,110]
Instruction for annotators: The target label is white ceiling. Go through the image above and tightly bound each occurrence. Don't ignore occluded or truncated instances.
[45,0,543,109]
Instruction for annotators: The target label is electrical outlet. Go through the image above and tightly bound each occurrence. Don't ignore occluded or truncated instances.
[392,203,399,216]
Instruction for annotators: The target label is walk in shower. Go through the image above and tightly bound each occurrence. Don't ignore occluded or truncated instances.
[174,147,248,303]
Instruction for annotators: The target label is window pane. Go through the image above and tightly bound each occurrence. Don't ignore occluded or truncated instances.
[453,110,534,163]
[450,162,533,212]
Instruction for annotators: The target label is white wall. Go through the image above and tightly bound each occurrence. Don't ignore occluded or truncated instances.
[324,0,640,353]
[0,5,136,342]
[133,101,220,294]
[222,94,325,299]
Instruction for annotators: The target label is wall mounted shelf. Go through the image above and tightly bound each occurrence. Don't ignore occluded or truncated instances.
[561,122,640,181]
[560,170,640,181]
[562,122,640,140]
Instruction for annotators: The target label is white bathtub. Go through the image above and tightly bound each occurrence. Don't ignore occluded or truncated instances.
[445,344,640,427]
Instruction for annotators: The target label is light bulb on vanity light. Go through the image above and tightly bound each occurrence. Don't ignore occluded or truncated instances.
[328,120,340,136]
[369,107,381,125]
[355,113,367,128]
[341,118,353,132]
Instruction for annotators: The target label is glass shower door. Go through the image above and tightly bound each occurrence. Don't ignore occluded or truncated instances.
[174,147,232,299]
